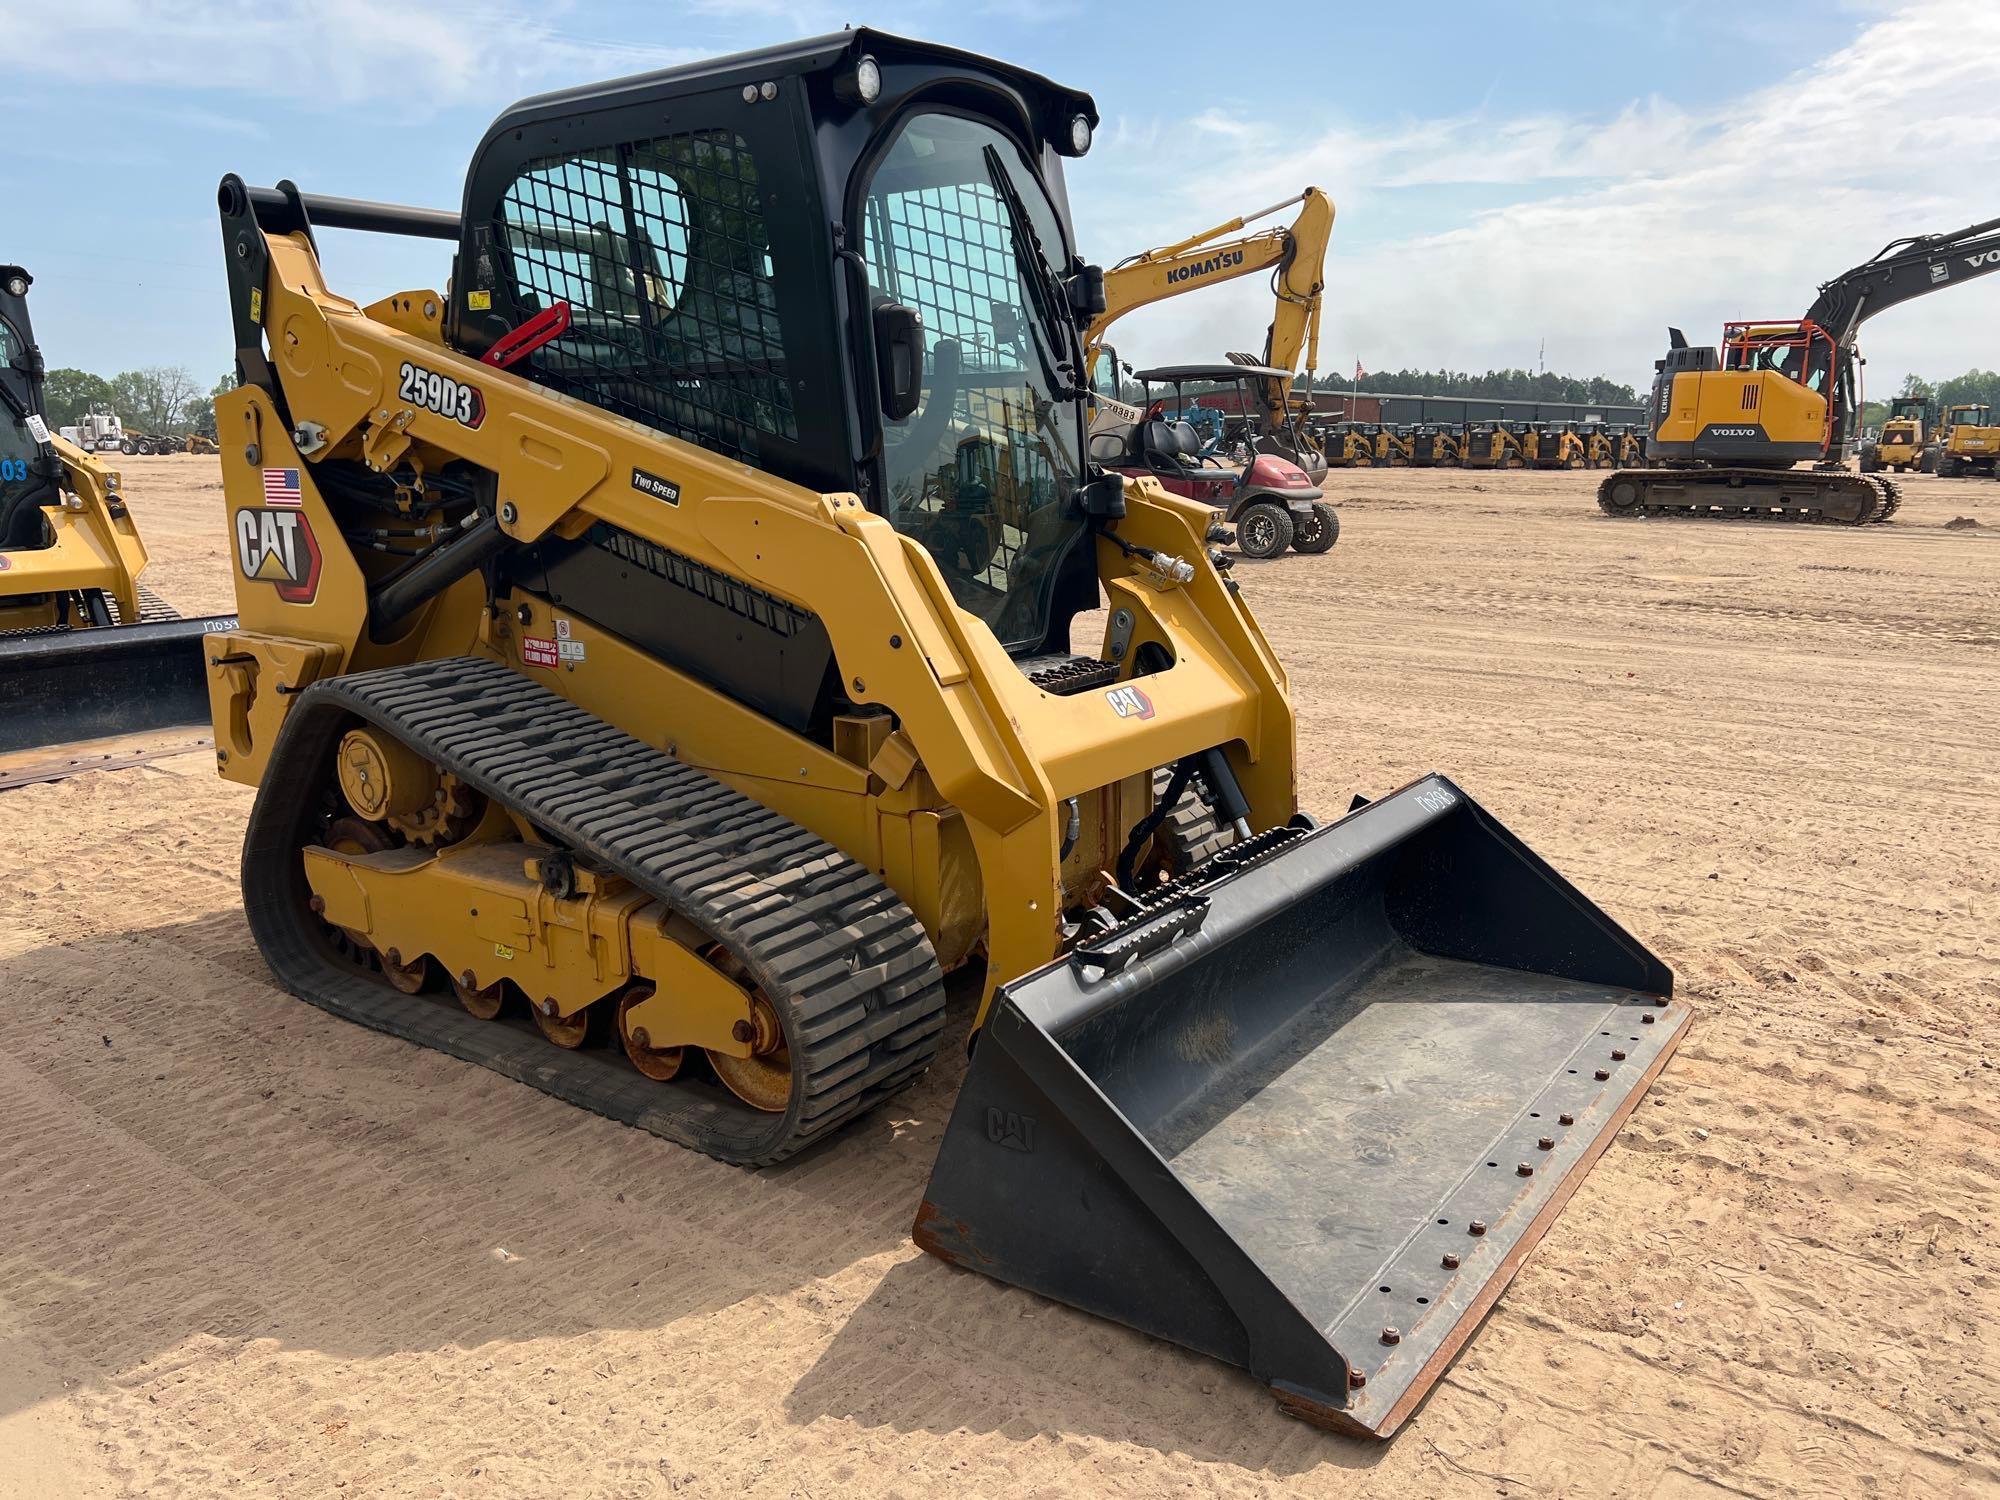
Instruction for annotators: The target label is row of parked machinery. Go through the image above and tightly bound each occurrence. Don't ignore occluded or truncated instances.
[1861,397,2000,479]
[1313,418,1645,470]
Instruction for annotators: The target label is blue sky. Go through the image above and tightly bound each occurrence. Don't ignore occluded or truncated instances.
[4,0,1994,398]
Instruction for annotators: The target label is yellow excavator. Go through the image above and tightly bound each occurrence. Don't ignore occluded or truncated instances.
[0,265,233,754]
[203,32,1684,1439]
[1601,214,2000,522]
[1085,188,1333,475]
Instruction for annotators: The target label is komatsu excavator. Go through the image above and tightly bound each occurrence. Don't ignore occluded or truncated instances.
[1085,189,1333,476]
[0,265,232,754]
[1601,214,2000,522]
[205,31,1684,1439]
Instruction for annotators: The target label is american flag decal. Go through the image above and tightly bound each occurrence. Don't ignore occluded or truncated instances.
[261,468,303,508]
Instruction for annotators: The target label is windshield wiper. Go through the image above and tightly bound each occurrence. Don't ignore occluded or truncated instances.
[981,145,1086,403]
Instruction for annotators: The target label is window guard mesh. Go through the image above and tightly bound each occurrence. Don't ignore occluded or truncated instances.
[864,180,1061,592]
[496,130,797,466]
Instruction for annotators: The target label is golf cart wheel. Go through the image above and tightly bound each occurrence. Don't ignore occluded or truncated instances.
[1290,502,1340,554]
[1235,502,1294,560]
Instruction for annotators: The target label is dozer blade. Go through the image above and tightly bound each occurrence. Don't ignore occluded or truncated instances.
[0,615,236,753]
[916,775,1684,1440]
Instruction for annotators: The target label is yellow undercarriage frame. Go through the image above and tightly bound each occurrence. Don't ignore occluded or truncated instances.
[303,832,760,1058]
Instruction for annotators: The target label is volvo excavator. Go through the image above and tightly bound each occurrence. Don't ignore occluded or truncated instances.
[0,265,233,755]
[1600,214,2000,522]
[1085,188,1333,476]
[203,32,1684,1439]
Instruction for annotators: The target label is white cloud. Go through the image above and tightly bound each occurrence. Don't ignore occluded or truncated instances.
[1075,0,2000,396]
[0,0,706,111]
[1189,111,1260,144]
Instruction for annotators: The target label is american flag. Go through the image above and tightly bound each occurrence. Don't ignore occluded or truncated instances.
[261,468,302,508]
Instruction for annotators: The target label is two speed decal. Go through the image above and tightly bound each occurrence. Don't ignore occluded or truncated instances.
[398,362,486,429]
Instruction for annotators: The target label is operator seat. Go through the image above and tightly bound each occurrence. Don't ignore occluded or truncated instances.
[1140,418,1245,483]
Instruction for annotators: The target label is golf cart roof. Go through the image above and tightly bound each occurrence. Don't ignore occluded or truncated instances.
[1133,362,1292,383]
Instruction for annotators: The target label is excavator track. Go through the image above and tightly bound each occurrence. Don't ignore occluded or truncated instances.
[242,656,948,1166]
[1596,467,1899,525]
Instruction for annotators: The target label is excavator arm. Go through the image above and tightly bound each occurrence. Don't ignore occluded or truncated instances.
[1804,214,2000,344]
[1086,188,1334,434]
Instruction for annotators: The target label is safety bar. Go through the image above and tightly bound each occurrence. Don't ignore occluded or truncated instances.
[224,179,461,241]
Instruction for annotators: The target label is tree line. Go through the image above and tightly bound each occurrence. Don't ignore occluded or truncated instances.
[1862,369,2000,428]
[43,367,236,439]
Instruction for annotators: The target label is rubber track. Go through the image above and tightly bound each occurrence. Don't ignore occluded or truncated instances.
[1595,467,1899,525]
[1150,767,1233,873]
[241,656,947,1166]
[0,584,180,641]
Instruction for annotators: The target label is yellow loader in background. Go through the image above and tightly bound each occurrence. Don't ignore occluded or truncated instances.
[0,264,234,753]
[204,31,1684,1439]
[1860,396,1934,474]
[1935,402,2000,478]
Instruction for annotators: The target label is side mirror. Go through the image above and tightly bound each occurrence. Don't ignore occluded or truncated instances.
[1088,431,1128,464]
[873,301,924,421]
[1065,263,1107,322]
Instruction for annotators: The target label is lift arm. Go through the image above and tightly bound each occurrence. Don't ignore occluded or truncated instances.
[1085,188,1334,431]
[1804,214,2000,345]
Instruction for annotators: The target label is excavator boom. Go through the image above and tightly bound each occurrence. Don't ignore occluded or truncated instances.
[1087,188,1333,453]
[1805,214,2000,344]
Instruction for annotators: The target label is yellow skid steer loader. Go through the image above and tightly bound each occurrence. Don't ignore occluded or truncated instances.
[205,31,1684,1439]
[0,265,234,753]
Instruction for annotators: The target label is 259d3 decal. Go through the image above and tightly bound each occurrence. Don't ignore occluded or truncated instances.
[398,361,485,429]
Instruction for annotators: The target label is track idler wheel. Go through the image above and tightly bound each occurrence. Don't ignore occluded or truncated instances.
[1597,474,1644,516]
[532,996,593,1049]
[378,946,431,995]
[452,972,508,1020]
[617,984,684,1082]
[704,951,792,1112]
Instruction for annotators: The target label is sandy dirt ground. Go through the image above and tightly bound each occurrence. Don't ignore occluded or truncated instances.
[2,456,1996,1497]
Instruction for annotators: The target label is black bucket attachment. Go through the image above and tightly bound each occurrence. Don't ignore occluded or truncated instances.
[916,775,1684,1439]
[0,614,236,753]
